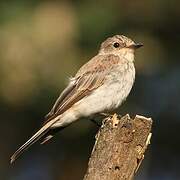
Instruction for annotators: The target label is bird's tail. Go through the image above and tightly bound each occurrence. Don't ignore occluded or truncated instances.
[10,118,58,164]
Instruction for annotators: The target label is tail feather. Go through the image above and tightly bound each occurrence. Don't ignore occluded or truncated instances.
[40,135,54,145]
[10,119,59,164]
[40,126,66,145]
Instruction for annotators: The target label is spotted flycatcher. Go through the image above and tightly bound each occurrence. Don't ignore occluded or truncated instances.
[10,35,143,163]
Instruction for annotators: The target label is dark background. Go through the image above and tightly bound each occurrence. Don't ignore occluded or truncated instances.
[1,0,180,179]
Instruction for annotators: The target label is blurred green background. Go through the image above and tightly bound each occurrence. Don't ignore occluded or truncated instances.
[1,0,180,179]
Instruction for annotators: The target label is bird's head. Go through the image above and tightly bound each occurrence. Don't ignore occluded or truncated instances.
[99,35,143,61]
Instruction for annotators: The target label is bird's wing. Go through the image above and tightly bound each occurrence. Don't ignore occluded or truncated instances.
[44,80,77,119]
[44,54,119,123]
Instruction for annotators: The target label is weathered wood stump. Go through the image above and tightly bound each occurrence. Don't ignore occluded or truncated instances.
[84,114,152,180]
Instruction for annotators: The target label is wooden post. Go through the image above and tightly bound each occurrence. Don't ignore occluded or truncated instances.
[83,114,152,180]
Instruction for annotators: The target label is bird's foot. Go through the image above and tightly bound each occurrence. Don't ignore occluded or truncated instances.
[100,113,122,128]
[90,119,101,127]
[100,112,122,119]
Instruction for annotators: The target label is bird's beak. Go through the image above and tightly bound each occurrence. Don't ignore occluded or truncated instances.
[128,43,143,49]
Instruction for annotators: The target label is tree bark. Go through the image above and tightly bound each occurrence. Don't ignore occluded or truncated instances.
[83,114,152,180]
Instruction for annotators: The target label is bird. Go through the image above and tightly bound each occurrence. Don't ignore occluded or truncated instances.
[10,35,143,163]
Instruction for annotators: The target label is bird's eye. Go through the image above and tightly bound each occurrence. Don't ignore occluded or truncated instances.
[113,42,120,48]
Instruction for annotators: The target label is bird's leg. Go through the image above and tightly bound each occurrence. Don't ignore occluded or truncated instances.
[100,112,122,118]
[89,113,122,127]
[89,118,101,127]
[100,112,112,118]
[100,113,122,128]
